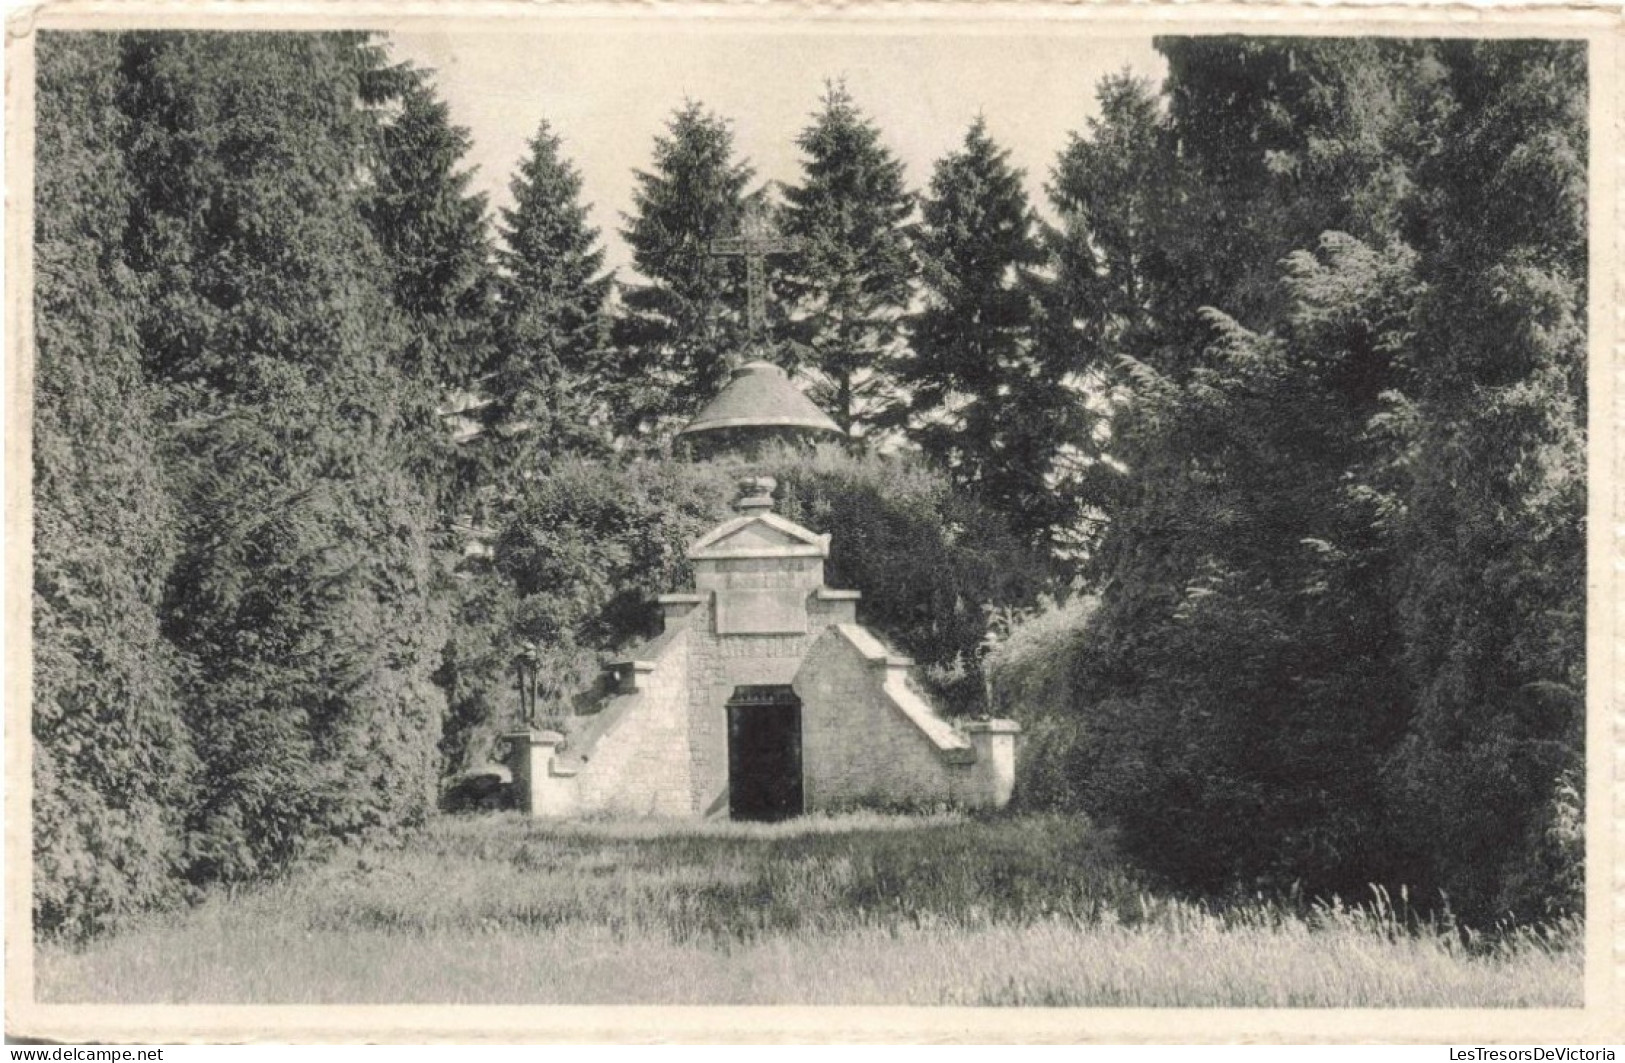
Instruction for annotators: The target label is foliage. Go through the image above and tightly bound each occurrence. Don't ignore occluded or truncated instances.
[898,119,1075,543]
[1045,71,1165,351]
[31,32,1587,942]
[116,31,450,883]
[497,459,733,648]
[1039,72,1165,550]
[984,595,1099,810]
[770,446,1058,713]
[1381,41,1588,921]
[1024,37,1585,923]
[359,60,515,786]
[778,82,916,439]
[433,569,525,777]
[435,458,735,769]
[1079,237,1421,897]
[362,62,496,394]
[433,446,1052,768]
[360,60,499,516]
[32,32,199,939]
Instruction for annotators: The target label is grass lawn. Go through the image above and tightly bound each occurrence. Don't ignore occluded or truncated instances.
[36,812,1580,1006]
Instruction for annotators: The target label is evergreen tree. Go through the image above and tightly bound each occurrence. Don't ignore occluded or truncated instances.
[1045,73,1166,379]
[434,121,615,775]
[363,62,496,395]
[1041,72,1168,549]
[1029,37,1584,921]
[118,31,449,883]
[900,118,1059,540]
[617,101,755,436]
[1074,236,1424,896]
[32,31,197,938]
[1383,40,1588,921]
[1150,37,1425,354]
[779,82,915,440]
[361,61,499,516]
[1049,39,1442,900]
[491,120,615,471]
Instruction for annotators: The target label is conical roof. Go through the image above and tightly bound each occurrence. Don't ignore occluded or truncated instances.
[676,361,844,441]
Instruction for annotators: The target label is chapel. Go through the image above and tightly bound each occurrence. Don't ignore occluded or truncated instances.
[503,359,1021,821]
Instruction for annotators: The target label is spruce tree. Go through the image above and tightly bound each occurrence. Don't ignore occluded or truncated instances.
[1039,73,1168,551]
[1047,39,1439,901]
[363,62,496,395]
[1045,72,1164,370]
[433,121,615,773]
[617,101,754,436]
[901,118,1057,539]
[361,62,498,517]
[32,31,197,938]
[118,31,448,883]
[780,82,915,440]
[1030,38,1585,921]
[491,119,615,471]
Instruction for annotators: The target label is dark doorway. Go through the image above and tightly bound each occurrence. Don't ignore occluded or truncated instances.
[726,685,804,821]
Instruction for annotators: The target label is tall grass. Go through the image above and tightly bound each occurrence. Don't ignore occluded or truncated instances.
[37,813,1580,1006]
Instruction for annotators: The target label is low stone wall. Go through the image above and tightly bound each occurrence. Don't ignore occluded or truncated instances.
[572,634,695,816]
[795,625,971,809]
[511,622,700,818]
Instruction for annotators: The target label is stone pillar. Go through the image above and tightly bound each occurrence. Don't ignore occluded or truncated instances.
[606,660,657,695]
[504,730,577,817]
[964,720,1021,809]
[658,593,706,629]
[813,587,862,626]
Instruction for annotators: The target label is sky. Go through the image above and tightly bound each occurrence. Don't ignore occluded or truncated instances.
[387,25,1165,277]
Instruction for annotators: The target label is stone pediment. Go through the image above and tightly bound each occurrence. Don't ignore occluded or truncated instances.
[688,512,830,561]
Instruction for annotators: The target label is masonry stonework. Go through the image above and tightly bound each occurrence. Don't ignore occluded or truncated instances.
[795,629,962,808]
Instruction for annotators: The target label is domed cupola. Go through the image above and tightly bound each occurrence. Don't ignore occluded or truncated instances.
[675,360,844,461]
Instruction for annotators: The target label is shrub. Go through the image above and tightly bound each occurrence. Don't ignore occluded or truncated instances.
[771,445,1059,715]
[984,595,1098,810]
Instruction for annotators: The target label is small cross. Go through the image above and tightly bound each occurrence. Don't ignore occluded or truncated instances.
[709,203,802,351]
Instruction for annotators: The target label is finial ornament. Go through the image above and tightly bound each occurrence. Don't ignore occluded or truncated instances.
[735,475,777,513]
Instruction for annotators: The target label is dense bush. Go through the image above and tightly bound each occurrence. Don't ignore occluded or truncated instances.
[33,32,464,934]
[772,446,1059,714]
[117,32,453,885]
[984,596,1097,810]
[435,458,736,772]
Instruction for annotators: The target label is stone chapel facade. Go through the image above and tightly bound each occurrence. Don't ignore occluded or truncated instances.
[504,361,1020,820]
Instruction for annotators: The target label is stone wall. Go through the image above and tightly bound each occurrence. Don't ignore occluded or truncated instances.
[694,554,824,594]
[793,626,971,809]
[561,589,1007,818]
[505,730,576,817]
[572,634,695,816]
[683,598,727,815]
[678,589,873,815]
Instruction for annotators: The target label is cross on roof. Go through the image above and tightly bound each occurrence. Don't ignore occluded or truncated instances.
[709,202,802,352]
